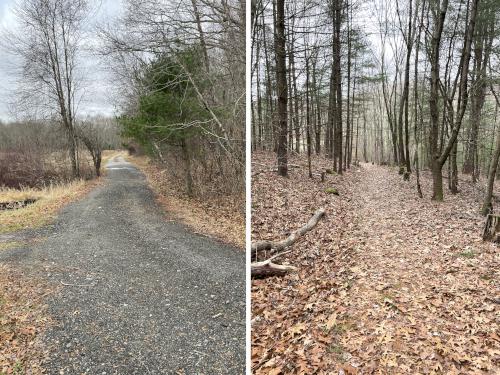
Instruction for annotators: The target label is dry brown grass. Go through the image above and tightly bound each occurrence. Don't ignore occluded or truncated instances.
[0,241,22,251]
[128,154,244,249]
[0,265,52,375]
[0,178,101,234]
[102,150,126,166]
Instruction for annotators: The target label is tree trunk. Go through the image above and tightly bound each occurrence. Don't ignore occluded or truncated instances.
[191,0,210,73]
[481,125,500,216]
[182,139,194,197]
[428,0,447,200]
[345,4,352,170]
[413,0,424,198]
[333,0,342,174]
[289,30,300,154]
[68,127,79,178]
[305,52,313,178]
[94,151,102,177]
[313,59,321,155]
[450,141,458,194]
[431,159,444,201]
[274,0,288,176]
[261,9,273,151]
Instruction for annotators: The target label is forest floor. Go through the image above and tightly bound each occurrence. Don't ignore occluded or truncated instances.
[251,151,499,374]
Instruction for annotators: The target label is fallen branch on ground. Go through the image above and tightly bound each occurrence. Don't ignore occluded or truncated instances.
[251,250,297,278]
[60,280,95,287]
[251,209,326,278]
[252,208,326,256]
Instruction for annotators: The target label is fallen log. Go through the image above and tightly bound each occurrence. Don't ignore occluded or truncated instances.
[252,208,325,254]
[251,261,297,278]
[251,250,297,278]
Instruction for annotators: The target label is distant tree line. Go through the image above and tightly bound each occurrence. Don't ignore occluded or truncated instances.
[0,117,120,188]
[252,0,500,210]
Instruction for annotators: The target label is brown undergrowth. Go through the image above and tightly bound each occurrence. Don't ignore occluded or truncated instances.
[0,265,53,375]
[128,154,245,249]
[0,150,122,234]
[251,151,499,374]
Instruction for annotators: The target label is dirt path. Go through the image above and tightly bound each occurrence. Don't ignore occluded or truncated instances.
[0,156,245,374]
[339,163,499,373]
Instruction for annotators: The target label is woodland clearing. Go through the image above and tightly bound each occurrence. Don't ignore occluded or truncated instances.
[251,151,499,374]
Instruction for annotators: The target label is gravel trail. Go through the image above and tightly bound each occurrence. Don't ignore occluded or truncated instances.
[0,156,245,374]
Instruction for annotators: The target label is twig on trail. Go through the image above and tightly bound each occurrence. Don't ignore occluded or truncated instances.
[252,208,326,258]
[60,280,96,287]
[265,249,293,262]
[251,209,326,278]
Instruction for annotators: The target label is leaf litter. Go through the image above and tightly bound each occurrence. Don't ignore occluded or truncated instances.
[251,151,499,374]
[0,265,53,374]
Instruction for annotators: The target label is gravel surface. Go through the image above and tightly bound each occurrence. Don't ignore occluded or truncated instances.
[0,157,245,374]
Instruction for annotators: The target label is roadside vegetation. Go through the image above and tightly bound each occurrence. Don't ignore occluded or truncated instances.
[100,0,245,247]
[130,154,244,248]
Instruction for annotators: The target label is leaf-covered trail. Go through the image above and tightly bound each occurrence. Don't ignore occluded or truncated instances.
[339,163,499,373]
[251,153,499,374]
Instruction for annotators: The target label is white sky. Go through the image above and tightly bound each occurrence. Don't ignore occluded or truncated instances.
[0,0,124,122]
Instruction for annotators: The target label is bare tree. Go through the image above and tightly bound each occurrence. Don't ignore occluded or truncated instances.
[4,0,90,178]
[427,0,479,200]
[99,0,245,198]
[76,117,119,177]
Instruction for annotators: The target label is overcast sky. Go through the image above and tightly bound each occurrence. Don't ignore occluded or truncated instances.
[0,0,124,122]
